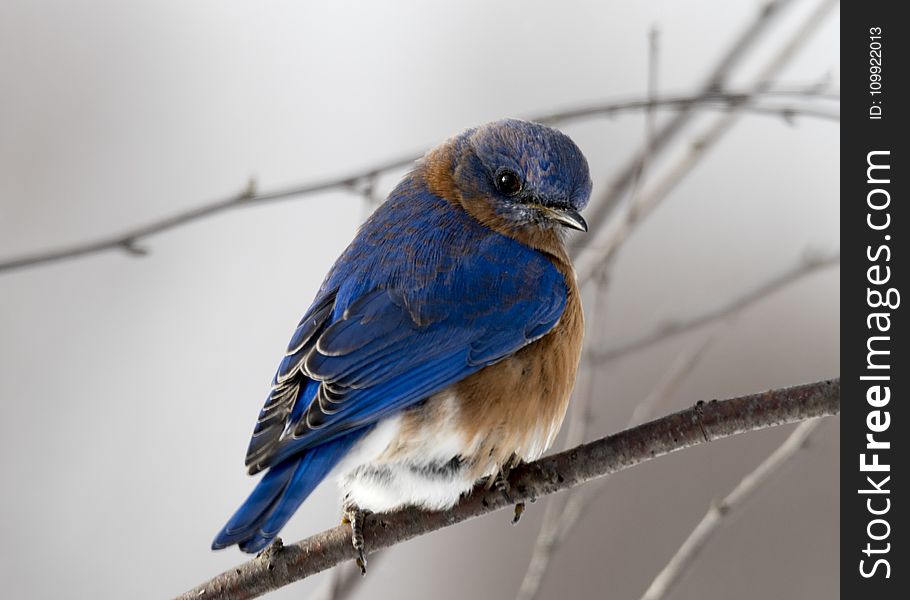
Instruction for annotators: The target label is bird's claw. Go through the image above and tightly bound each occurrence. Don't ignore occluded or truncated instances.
[344,504,369,575]
[493,461,527,525]
[512,502,526,525]
[256,537,284,563]
[494,473,514,504]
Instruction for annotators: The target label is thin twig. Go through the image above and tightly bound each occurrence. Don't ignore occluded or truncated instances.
[0,86,835,275]
[309,554,385,600]
[592,251,839,363]
[630,336,718,427]
[531,90,837,126]
[639,417,827,600]
[174,379,839,600]
[574,0,838,283]
[570,0,801,253]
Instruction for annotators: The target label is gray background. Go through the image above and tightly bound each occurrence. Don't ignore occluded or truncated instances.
[0,1,838,599]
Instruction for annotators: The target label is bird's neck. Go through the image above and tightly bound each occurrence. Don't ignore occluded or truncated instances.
[420,144,574,272]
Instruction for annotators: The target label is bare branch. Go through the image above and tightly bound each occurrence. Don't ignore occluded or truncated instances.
[309,554,385,600]
[570,0,801,253]
[639,418,827,600]
[174,378,839,600]
[532,90,838,126]
[631,336,718,426]
[574,0,838,283]
[0,86,835,275]
[0,164,412,273]
[592,251,839,363]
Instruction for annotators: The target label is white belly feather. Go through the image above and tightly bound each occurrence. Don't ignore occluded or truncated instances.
[330,390,561,513]
[332,393,479,513]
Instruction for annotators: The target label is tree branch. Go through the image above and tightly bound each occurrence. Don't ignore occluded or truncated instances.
[574,0,837,283]
[591,251,839,363]
[174,378,839,600]
[0,86,835,275]
[529,89,837,126]
[570,0,801,254]
[639,417,827,600]
[308,555,385,600]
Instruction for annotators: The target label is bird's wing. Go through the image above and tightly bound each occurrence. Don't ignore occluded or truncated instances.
[244,212,568,474]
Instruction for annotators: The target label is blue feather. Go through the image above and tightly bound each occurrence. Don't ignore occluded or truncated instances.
[213,432,363,553]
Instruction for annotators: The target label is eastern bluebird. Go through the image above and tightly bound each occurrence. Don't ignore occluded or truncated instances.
[212,119,592,571]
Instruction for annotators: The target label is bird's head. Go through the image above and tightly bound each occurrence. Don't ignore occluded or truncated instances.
[425,119,592,252]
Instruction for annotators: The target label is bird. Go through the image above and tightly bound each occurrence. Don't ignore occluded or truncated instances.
[212,119,592,572]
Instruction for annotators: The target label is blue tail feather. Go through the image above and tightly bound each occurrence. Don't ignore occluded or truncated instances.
[212,432,362,553]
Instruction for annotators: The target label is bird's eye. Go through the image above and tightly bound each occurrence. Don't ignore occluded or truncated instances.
[494,169,522,196]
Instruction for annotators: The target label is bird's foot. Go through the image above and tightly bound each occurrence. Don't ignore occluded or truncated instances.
[343,504,370,575]
[493,458,527,525]
[256,537,284,563]
[494,470,513,503]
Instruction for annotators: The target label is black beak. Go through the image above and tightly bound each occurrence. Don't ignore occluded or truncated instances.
[549,207,588,232]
